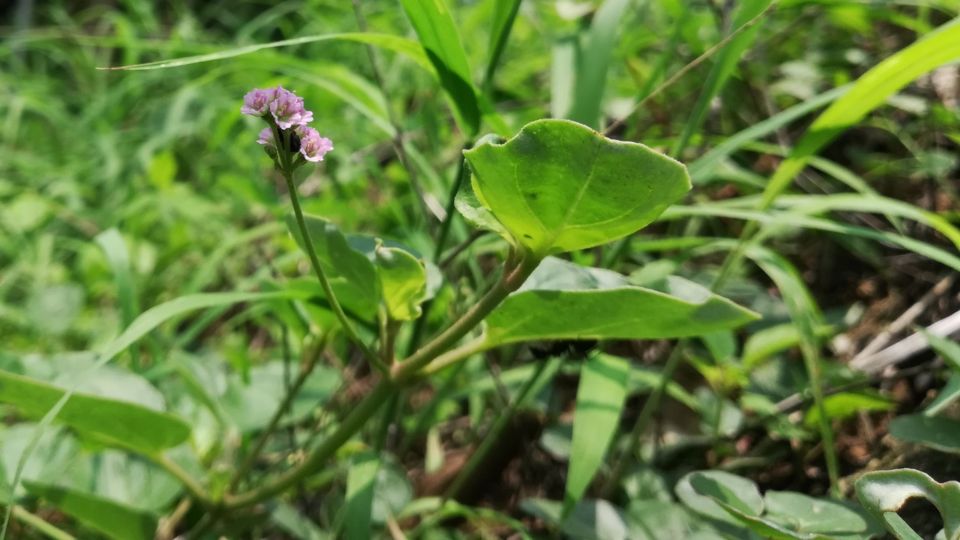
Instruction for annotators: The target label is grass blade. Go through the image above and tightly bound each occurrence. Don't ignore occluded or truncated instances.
[760,17,960,208]
[563,353,630,516]
[98,32,431,72]
[483,0,522,92]
[688,86,849,182]
[567,0,634,128]
[744,245,840,496]
[400,0,481,135]
[672,0,773,157]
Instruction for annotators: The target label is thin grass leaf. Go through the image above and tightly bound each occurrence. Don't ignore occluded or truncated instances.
[567,0,634,128]
[400,0,481,135]
[94,229,140,361]
[760,17,960,208]
[659,205,960,272]
[97,32,431,72]
[743,245,840,496]
[563,353,630,516]
[672,0,773,156]
[688,86,849,182]
[483,0,522,91]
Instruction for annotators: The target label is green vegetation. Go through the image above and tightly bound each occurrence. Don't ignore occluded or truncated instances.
[2,0,960,538]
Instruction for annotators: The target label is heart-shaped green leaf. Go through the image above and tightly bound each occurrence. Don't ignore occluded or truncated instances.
[375,246,428,321]
[463,119,690,256]
[286,214,380,319]
[483,258,758,346]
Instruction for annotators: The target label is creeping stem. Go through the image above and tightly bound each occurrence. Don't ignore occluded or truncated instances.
[275,125,383,372]
[223,253,540,509]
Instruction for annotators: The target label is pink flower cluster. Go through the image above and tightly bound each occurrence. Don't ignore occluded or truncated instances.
[242,86,332,163]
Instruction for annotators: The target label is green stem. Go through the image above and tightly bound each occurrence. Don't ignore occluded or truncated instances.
[419,337,489,377]
[444,357,558,500]
[228,340,323,492]
[800,342,840,497]
[433,149,471,260]
[223,381,396,509]
[10,506,75,540]
[152,454,213,507]
[223,254,541,510]
[392,254,538,383]
[280,166,383,373]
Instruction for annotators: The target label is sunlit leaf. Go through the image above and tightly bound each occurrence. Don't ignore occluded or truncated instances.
[464,119,690,256]
[483,258,758,346]
[376,246,428,321]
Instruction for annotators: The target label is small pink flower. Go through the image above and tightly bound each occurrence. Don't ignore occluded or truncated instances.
[257,127,275,148]
[241,87,276,116]
[297,126,333,162]
[269,86,314,129]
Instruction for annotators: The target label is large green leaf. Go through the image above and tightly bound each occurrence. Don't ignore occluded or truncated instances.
[286,214,380,319]
[375,246,428,321]
[464,119,690,256]
[676,470,763,525]
[855,469,960,540]
[483,258,757,346]
[399,0,480,135]
[763,491,879,539]
[680,471,879,539]
[24,482,155,540]
[563,353,630,516]
[521,498,629,540]
[0,370,189,455]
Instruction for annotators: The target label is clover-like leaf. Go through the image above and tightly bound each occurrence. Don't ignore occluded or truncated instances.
[375,246,428,321]
[463,119,690,256]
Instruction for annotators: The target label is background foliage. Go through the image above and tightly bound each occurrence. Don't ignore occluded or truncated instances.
[2,0,960,538]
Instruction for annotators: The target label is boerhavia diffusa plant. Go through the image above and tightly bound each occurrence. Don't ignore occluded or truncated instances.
[5,4,960,539]
[199,84,760,525]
